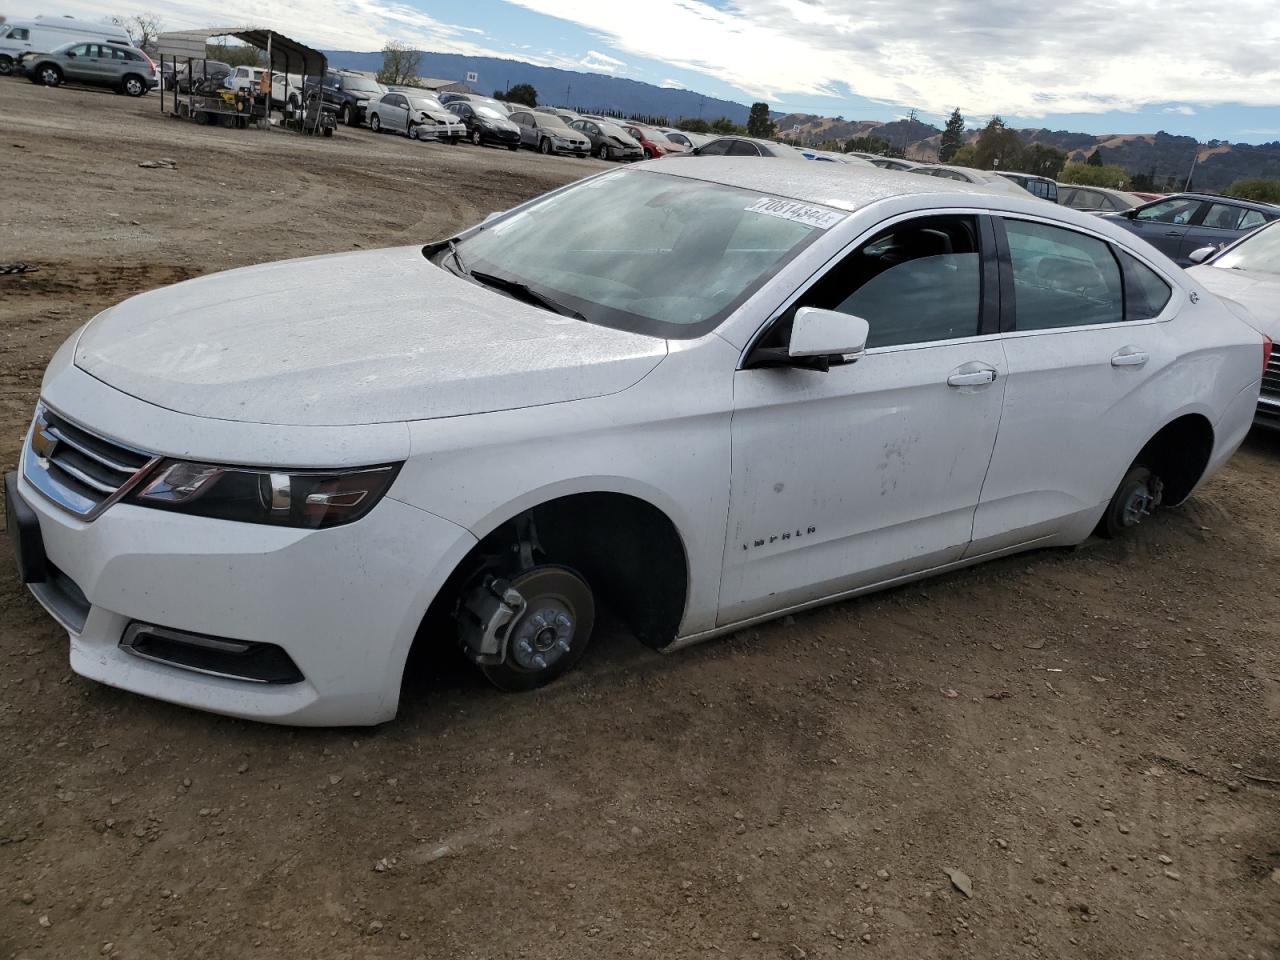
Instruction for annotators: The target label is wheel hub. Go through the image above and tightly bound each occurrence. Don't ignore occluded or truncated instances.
[1121,483,1156,526]
[510,602,573,671]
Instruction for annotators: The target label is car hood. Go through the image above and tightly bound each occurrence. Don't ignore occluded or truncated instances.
[74,246,668,427]
[1187,265,1280,339]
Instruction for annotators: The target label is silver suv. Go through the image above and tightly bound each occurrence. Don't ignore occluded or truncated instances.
[25,40,157,96]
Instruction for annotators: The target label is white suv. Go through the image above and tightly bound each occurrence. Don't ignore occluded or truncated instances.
[6,161,1264,725]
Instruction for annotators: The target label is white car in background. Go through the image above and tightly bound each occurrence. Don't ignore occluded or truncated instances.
[367,91,466,142]
[6,161,1263,726]
[1187,220,1280,427]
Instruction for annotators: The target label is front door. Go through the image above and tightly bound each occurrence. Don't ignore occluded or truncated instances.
[720,213,1007,625]
[1123,196,1204,261]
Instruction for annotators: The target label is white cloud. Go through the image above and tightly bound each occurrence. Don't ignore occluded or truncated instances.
[1164,105,1197,115]
[658,78,683,89]
[580,48,625,72]
[499,0,1280,117]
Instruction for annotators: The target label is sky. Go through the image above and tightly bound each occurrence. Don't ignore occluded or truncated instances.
[8,0,1280,143]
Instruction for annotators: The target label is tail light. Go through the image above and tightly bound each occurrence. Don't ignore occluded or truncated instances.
[1264,336,1273,375]
[142,51,157,74]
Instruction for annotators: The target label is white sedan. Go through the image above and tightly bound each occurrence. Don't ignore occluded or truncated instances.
[7,161,1264,725]
[1187,220,1280,427]
[367,91,466,142]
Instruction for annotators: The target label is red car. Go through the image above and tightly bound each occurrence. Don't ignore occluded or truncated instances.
[619,123,687,159]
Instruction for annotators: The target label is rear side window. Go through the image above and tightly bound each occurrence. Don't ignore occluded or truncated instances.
[793,215,984,348]
[1004,219,1123,330]
[1121,253,1172,320]
[1201,203,1246,230]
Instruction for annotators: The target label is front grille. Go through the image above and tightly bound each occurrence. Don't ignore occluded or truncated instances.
[1262,354,1280,398]
[121,622,304,684]
[22,403,158,520]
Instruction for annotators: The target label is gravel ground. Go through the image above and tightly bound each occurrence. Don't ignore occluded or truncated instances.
[1,79,1278,960]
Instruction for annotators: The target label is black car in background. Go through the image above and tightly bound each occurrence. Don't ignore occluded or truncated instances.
[448,100,521,150]
[165,59,231,92]
[317,71,384,127]
[686,136,806,158]
[569,117,643,161]
[1105,193,1280,266]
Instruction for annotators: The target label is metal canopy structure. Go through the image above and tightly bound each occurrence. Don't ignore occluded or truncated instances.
[155,26,328,134]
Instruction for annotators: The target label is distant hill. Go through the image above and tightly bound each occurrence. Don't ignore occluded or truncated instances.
[322,50,751,123]
[774,112,1280,190]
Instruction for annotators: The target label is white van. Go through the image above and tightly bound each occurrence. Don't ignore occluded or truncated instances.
[0,17,132,75]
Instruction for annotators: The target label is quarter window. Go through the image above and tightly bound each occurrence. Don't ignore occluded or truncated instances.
[1238,209,1268,231]
[787,215,984,349]
[1121,253,1172,320]
[1004,219,1122,330]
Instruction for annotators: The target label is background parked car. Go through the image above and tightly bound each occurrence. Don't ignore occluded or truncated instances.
[1186,220,1280,427]
[908,164,1031,197]
[871,157,918,171]
[224,65,267,95]
[508,110,591,156]
[799,148,875,165]
[1057,184,1145,214]
[448,100,521,150]
[367,91,466,142]
[439,92,511,115]
[663,130,711,151]
[319,71,384,127]
[25,40,157,96]
[1104,193,1280,266]
[0,16,130,76]
[994,171,1059,202]
[685,136,805,158]
[569,118,644,161]
[616,123,687,158]
[270,71,304,111]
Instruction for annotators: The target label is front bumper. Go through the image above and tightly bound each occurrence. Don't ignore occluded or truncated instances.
[415,120,466,140]
[549,140,590,155]
[609,146,644,161]
[10,465,476,726]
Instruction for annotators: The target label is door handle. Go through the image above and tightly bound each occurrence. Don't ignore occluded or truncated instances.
[1165,230,1183,237]
[1111,347,1149,368]
[947,366,997,387]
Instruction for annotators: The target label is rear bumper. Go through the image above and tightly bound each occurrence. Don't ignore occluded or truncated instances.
[1254,392,1280,430]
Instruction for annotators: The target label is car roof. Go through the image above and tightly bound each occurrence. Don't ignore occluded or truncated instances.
[645,156,1057,211]
[1164,192,1278,211]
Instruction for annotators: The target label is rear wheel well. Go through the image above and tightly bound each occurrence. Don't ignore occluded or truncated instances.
[416,492,689,662]
[1132,414,1214,506]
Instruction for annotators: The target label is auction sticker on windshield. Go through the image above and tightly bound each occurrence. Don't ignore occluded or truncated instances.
[745,197,845,230]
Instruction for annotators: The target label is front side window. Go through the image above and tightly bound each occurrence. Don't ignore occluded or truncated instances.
[787,215,984,349]
[729,140,761,156]
[1135,198,1201,225]
[698,139,731,156]
[446,171,836,338]
[1004,218,1122,330]
[68,44,91,56]
[11,28,30,40]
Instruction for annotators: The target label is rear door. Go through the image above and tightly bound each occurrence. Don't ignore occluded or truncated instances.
[971,216,1177,551]
[1177,202,1268,261]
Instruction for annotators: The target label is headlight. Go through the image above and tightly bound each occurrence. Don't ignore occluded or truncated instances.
[130,461,400,529]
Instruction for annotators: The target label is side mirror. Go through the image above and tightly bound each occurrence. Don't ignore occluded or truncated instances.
[789,307,869,360]
[1188,245,1216,265]
[65,50,77,58]
[1123,208,1138,219]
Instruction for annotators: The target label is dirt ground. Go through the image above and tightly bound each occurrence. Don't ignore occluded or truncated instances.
[1,80,1278,960]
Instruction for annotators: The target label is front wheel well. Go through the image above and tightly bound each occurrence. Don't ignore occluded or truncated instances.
[417,492,689,661]
[1132,413,1214,506]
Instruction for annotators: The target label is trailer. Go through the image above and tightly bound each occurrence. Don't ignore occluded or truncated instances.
[155,26,331,136]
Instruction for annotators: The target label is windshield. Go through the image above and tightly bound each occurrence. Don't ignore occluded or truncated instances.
[445,170,838,339]
[407,96,445,111]
[632,125,670,143]
[599,122,630,139]
[344,76,382,94]
[537,114,571,130]
[475,106,506,121]
[1213,221,1280,274]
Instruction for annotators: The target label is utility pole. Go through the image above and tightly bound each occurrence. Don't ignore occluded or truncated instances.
[1184,142,1199,191]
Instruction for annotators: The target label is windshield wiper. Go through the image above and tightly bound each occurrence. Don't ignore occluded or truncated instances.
[447,239,468,277]
[469,270,586,321]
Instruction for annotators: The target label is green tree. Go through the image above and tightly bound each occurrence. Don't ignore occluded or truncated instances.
[709,116,747,135]
[939,107,965,163]
[1021,143,1068,179]
[675,117,712,134]
[206,41,263,67]
[1058,162,1131,189]
[746,102,775,139]
[973,116,1024,170]
[377,40,421,86]
[1086,148,1104,167]
[949,144,978,166]
[1228,178,1280,203]
[502,83,538,107]
[844,134,895,156]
